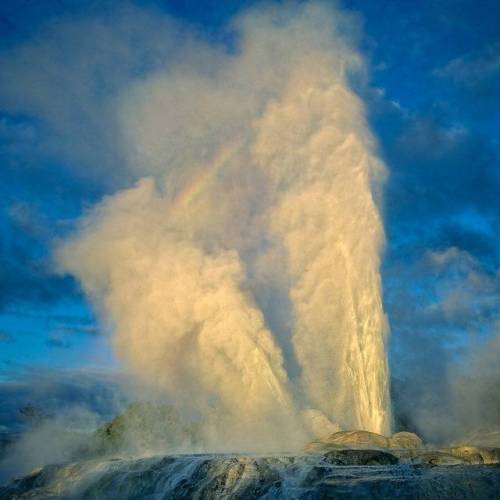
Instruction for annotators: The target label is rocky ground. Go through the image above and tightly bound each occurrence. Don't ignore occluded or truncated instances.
[1,430,499,499]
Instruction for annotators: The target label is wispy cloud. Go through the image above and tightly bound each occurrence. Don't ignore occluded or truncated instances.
[434,42,500,86]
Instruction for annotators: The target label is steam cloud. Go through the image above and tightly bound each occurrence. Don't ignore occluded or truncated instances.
[57,2,391,450]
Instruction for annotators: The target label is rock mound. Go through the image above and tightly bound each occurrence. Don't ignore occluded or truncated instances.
[452,429,500,448]
[388,431,423,449]
[305,430,423,453]
[445,445,500,464]
[410,451,480,466]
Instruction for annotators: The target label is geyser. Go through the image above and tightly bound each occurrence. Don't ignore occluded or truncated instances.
[56,2,391,450]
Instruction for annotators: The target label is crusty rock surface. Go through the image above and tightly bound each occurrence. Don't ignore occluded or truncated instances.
[2,453,500,499]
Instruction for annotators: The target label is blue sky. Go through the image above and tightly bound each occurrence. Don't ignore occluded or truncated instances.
[0,0,498,434]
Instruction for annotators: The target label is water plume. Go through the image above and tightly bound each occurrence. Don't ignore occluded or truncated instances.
[57,1,391,450]
[252,60,390,435]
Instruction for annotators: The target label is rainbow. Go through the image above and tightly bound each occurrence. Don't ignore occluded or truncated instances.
[170,140,242,215]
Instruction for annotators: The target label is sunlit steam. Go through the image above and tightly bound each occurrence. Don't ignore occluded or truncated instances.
[57,2,391,450]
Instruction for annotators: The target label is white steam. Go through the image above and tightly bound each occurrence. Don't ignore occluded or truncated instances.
[57,2,391,449]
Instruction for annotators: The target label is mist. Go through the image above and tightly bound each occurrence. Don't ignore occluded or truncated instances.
[0,368,127,481]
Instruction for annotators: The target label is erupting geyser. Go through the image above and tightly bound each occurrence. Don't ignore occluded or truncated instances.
[57,2,391,450]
